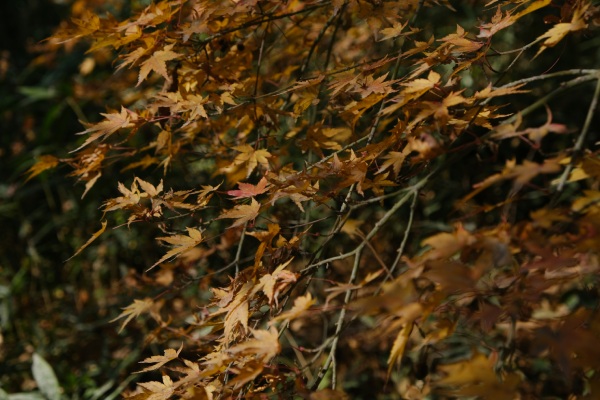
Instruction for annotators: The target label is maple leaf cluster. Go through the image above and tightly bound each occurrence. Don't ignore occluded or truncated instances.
[24,0,600,398]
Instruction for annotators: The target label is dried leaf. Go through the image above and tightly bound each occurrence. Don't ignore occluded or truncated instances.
[66,220,107,261]
[228,327,281,362]
[110,298,154,333]
[137,44,181,85]
[72,107,136,152]
[271,293,315,324]
[387,322,414,378]
[25,155,59,182]
[136,343,183,373]
[216,198,261,228]
[149,227,203,271]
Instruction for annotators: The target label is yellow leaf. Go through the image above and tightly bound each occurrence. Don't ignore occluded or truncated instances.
[137,44,181,85]
[148,227,203,271]
[135,177,163,197]
[534,3,588,58]
[378,22,408,41]
[72,107,136,152]
[232,145,272,177]
[387,322,414,378]
[110,298,153,333]
[25,155,59,182]
[228,327,281,362]
[66,220,107,261]
[216,198,261,228]
[137,375,174,400]
[136,343,183,373]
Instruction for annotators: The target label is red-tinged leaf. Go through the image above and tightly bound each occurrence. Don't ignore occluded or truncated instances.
[110,298,153,333]
[216,198,260,228]
[477,6,514,38]
[227,177,268,199]
[72,107,137,152]
[25,155,59,182]
[148,227,203,271]
[66,220,107,261]
[137,44,181,86]
[135,343,183,373]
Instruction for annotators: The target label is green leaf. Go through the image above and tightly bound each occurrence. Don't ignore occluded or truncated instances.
[31,354,62,400]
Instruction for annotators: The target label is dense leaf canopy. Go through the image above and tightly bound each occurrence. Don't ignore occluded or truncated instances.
[3,0,600,398]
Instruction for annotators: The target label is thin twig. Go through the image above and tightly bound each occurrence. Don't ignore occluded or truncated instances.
[387,191,417,278]
[555,76,600,192]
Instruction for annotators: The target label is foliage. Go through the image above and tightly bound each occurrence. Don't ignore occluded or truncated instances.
[10,0,600,398]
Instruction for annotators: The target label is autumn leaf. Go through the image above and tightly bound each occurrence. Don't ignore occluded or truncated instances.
[137,375,175,400]
[110,298,153,333]
[136,343,183,373]
[378,22,408,41]
[216,198,260,228]
[228,327,281,362]
[255,258,297,305]
[270,293,315,324]
[227,176,268,199]
[72,107,137,152]
[534,3,589,58]
[136,177,163,197]
[25,155,59,182]
[66,220,107,261]
[474,83,528,100]
[137,44,181,85]
[387,322,414,378]
[148,227,203,271]
[231,145,272,178]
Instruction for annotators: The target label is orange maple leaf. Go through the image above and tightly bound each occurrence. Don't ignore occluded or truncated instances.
[227,177,268,199]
